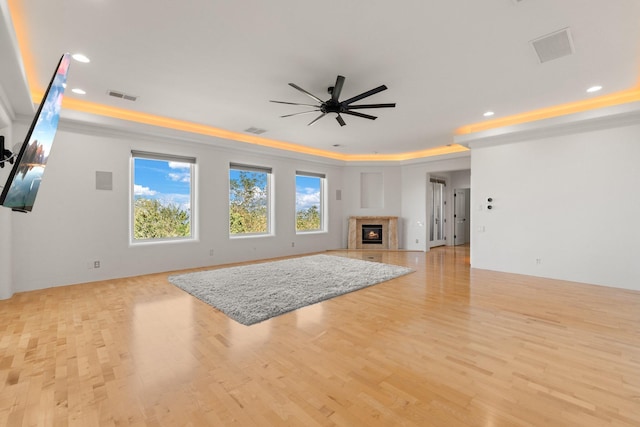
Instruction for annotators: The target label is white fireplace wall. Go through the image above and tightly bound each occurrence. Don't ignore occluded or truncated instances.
[342,166,403,248]
[360,172,383,208]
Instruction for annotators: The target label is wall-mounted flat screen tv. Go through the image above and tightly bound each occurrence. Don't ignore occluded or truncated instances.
[0,53,71,212]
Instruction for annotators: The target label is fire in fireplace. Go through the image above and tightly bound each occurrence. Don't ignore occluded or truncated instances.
[362,224,383,244]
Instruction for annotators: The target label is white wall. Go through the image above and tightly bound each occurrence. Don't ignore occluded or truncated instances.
[7,122,345,294]
[450,170,471,190]
[471,122,640,290]
[0,121,12,299]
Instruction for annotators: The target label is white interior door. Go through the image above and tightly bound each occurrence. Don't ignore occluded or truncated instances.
[454,188,468,245]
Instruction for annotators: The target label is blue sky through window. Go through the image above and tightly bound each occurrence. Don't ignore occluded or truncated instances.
[296,175,321,212]
[133,158,191,212]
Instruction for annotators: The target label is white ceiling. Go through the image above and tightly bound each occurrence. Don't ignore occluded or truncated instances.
[7,0,640,156]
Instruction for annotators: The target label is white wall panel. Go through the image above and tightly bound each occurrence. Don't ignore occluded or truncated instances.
[471,123,640,290]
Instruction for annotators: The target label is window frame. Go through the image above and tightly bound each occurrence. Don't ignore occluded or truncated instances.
[130,151,196,244]
[295,170,326,234]
[228,163,273,238]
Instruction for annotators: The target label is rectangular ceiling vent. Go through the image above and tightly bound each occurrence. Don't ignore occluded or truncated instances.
[530,28,575,63]
[244,127,267,135]
[107,90,138,102]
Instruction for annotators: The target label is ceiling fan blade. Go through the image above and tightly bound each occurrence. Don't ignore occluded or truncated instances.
[270,100,320,108]
[336,114,346,127]
[331,75,345,103]
[281,109,321,118]
[342,110,377,120]
[307,112,327,126]
[342,85,388,105]
[345,103,396,109]
[289,83,324,103]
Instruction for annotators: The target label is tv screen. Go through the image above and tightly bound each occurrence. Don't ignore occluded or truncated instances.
[0,53,71,212]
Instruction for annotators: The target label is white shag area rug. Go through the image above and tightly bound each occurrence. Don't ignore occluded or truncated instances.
[168,254,413,325]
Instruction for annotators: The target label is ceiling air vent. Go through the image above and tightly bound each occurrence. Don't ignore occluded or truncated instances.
[530,28,575,63]
[107,90,138,102]
[244,127,267,135]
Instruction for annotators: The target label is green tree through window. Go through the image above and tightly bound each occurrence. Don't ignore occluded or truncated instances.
[134,198,190,239]
[296,172,324,232]
[229,166,270,235]
[132,153,194,241]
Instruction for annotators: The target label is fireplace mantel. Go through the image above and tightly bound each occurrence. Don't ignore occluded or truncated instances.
[348,216,398,250]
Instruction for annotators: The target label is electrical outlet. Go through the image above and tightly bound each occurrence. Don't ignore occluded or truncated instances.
[536,258,542,265]
[415,239,419,244]
[291,242,295,247]
[94,261,100,268]
[209,249,214,256]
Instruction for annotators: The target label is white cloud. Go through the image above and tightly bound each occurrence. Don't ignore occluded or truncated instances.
[134,184,157,196]
[168,172,191,183]
[168,161,190,169]
[296,188,320,210]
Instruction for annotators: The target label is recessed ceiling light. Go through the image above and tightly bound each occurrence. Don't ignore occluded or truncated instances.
[483,111,495,117]
[72,88,86,95]
[72,53,90,63]
[586,85,602,93]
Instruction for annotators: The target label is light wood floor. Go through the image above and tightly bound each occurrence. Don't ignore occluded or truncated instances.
[1,246,639,426]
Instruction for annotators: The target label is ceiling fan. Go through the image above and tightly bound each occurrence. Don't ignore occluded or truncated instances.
[270,75,396,127]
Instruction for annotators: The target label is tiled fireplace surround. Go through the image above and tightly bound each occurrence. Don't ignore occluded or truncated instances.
[347,216,398,250]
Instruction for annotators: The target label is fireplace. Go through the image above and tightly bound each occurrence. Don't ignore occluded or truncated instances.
[362,225,383,244]
[348,216,398,250]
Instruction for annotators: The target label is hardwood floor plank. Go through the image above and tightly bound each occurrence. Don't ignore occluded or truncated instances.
[1,246,639,426]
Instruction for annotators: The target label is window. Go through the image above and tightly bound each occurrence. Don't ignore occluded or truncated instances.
[229,163,272,235]
[296,171,325,232]
[131,151,195,242]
